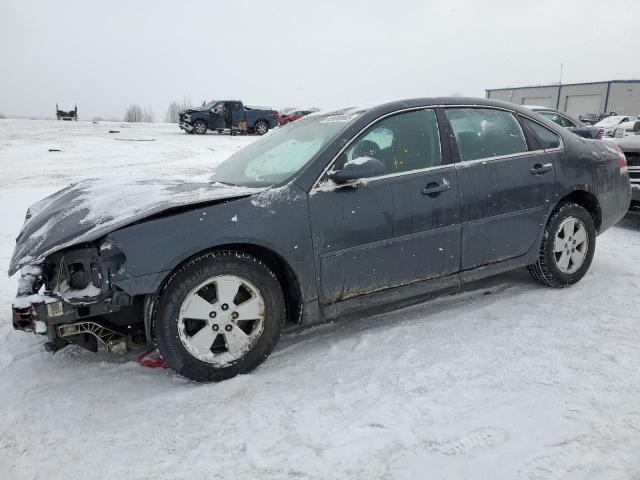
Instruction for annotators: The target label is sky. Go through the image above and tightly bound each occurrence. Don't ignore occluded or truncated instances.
[1,0,639,120]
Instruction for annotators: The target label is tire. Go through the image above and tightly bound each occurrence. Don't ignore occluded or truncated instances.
[193,120,207,135]
[527,203,596,288]
[153,251,286,382]
[255,121,268,135]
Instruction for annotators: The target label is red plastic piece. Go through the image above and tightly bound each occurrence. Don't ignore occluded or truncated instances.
[136,349,167,369]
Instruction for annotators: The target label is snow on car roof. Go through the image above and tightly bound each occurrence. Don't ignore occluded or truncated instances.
[595,115,632,128]
[521,105,551,110]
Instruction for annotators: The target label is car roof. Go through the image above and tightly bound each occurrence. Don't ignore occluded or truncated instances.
[522,105,551,110]
[315,97,545,119]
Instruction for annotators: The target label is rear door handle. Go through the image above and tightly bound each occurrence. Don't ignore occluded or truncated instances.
[421,181,450,197]
[530,163,553,175]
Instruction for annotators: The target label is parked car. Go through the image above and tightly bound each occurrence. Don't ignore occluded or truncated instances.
[179,100,278,135]
[578,113,601,125]
[277,109,315,125]
[611,120,640,139]
[523,106,602,139]
[594,115,637,137]
[608,134,640,207]
[10,98,631,382]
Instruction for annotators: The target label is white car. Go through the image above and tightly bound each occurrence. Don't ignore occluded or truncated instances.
[595,115,637,137]
[611,119,640,139]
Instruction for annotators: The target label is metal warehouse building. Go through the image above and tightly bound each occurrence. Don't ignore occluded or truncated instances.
[486,80,640,117]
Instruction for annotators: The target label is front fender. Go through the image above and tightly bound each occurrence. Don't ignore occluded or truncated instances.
[105,185,318,303]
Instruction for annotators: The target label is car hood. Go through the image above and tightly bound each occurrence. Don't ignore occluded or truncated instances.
[182,108,206,114]
[8,179,266,276]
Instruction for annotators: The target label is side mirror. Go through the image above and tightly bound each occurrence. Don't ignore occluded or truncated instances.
[329,157,386,184]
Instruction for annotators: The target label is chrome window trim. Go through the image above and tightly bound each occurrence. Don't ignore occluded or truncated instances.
[312,163,455,193]
[310,104,565,192]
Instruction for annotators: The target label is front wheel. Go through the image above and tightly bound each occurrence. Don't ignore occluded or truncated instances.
[255,121,268,135]
[153,251,286,382]
[193,120,207,135]
[527,203,596,288]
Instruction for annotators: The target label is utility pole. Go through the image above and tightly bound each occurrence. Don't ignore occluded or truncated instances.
[559,63,564,85]
[556,63,564,110]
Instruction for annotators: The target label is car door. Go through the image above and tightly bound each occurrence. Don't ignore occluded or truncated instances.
[444,107,556,270]
[210,102,226,130]
[229,101,244,128]
[308,108,461,305]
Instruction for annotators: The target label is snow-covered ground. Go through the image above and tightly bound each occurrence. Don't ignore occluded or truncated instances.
[1,119,639,480]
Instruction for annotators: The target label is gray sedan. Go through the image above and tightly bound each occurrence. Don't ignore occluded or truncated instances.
[10,98,631,382]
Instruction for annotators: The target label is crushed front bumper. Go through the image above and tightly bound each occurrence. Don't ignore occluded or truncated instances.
[12,296,130,354]
[179,121,194,131]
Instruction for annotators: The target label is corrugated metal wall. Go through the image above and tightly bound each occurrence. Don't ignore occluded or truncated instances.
[486,81,640,116]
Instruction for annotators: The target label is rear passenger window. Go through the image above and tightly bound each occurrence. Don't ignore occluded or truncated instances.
[445,108,528,161]
[523,118,562,149]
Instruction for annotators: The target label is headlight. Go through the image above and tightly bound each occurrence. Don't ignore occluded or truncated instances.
[185,114,191,122]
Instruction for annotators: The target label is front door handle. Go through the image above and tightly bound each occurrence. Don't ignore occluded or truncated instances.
[421,181,450,198]
[530,163,553,175]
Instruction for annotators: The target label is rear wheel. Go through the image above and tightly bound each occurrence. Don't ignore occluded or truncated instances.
[193,120,207,135]
[255,121,268,135]
[153,251,286,382]
[527,203,596,288]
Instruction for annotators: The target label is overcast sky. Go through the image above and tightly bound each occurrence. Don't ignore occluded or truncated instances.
[1,0,639,120]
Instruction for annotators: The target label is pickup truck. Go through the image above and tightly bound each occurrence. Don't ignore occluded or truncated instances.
[178,100,278,135]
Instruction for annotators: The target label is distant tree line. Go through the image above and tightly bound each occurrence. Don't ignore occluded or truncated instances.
[123,104,155,123]
[165,97,192,123]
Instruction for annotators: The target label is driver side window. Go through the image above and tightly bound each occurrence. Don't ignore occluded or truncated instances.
[337,109,442,175]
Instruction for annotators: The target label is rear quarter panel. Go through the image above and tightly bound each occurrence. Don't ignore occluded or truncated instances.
[554,134,630,230]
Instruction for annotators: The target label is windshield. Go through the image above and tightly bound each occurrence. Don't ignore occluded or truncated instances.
[595,116,625,128]
[201,100,218,110]
[211,112,360,187]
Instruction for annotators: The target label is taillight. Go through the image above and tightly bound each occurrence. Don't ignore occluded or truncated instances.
[611,143,628,174]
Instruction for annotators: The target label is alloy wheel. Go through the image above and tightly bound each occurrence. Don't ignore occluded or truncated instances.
[177,275,265,366]
[553,217,589,274]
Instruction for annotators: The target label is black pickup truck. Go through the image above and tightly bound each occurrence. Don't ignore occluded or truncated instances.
[179,100,278,135]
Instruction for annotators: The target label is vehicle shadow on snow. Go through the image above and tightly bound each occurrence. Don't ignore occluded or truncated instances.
[275,267,538,356]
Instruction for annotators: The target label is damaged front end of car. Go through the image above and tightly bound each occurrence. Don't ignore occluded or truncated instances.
[12,242,146,355]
